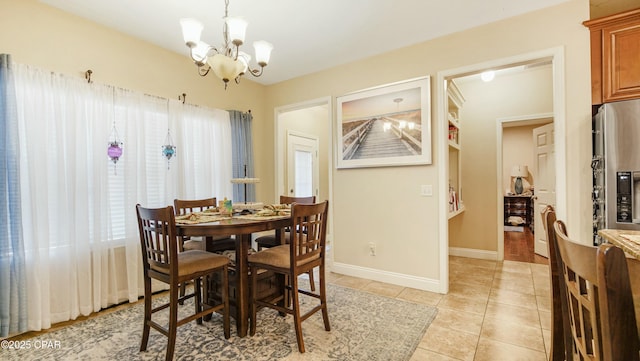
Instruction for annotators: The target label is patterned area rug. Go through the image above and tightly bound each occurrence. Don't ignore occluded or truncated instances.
[5,284,436,361]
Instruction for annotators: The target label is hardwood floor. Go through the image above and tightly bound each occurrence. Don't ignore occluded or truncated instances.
[504,226,548,265]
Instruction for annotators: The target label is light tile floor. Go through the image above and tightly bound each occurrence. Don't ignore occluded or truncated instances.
[326,256,551,361]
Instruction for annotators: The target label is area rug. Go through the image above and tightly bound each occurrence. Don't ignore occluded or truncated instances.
[5,284,437,361]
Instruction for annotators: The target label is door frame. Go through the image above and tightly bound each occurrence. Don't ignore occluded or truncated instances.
[496,113,554,261]
[437,46,566,293]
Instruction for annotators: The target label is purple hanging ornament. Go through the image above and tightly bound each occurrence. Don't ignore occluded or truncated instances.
[108,121,123,175]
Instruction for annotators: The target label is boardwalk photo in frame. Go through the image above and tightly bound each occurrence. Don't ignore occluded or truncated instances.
[336,77,431,168]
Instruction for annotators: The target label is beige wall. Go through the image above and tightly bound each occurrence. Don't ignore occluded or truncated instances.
[0,0,276,201]
[590,0,639,18]
[265,0,592,289]
[3,0,594,291]
[503,125,543,193]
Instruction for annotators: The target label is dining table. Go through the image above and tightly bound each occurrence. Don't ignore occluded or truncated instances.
[175,211,291,337]
[597,229,640,337]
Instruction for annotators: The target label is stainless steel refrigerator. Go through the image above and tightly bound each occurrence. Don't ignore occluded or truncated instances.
[593,98,640,245]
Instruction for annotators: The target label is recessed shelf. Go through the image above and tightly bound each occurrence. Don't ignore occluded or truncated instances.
[448,206,465,219]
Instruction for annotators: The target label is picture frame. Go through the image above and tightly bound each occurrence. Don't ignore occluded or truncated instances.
[336,76,431,169]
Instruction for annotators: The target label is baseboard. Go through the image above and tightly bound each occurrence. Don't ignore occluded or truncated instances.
[331,262,443,294]
[449,247,498,261]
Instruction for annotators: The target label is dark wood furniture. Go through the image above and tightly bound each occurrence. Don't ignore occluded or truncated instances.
[175,215,290,337]
[504,195,533,228]
[173,197,236,252]
[254,195,317,291]
[173,197,236,301]
[541,206,573,361]
[584,8,640,104]
[554,220,640,361]
[248,201,330,353]
[136,204,230,361]
[255,195,316,250]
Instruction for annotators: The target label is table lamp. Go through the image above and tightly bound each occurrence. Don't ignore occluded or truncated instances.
[511,165,528,195]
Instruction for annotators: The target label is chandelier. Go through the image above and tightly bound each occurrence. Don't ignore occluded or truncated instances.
[180,0,273,89]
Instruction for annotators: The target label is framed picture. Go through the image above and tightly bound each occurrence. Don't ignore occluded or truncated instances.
[336,76,431,169]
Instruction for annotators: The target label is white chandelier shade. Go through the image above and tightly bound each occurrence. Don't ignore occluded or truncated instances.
[179,0,273,89]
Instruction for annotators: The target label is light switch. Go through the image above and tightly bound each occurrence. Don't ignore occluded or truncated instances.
[421,184,432,196]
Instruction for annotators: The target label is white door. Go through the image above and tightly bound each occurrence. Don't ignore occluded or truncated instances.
[533,122,555,257]
[286,131,319,198]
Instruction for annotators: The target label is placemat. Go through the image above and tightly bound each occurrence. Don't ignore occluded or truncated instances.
[175,213,232,224]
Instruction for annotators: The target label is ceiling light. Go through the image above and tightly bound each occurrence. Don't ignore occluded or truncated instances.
[180,0,273,89]
[480,71,495,82]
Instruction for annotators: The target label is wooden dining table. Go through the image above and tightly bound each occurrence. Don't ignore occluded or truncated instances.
[176,213,290,337]
[597,229,640,337]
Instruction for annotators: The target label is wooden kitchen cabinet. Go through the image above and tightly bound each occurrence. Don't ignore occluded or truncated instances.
[584,8,640,104]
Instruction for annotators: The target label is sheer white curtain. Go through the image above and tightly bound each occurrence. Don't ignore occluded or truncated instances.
[13,64,232,332]
[172,101,233,200]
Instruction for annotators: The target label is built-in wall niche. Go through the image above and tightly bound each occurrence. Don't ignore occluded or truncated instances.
[447,79,465,218]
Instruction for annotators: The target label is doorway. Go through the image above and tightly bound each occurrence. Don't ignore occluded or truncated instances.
[500,116,554,264]
[274,97,333,262]
[437,47,567,293]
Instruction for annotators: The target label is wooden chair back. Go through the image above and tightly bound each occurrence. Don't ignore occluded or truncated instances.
[289,201,328,270]
[136,205,178,281]
[541,205,573,361]
[281,196,315,231]
[174,197,217,215]
[553,220,640,361]
[279,195,316,205]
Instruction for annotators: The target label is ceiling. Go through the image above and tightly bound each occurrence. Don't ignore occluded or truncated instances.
[40,0,573,85]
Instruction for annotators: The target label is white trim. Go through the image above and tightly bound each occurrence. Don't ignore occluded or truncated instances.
[437,46,566,294]
[496,112,553,261]
[448,247,498,261]
[332,262,441,292]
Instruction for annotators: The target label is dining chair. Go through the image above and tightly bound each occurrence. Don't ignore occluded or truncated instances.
[541,205,573,361]
[248,200,330,353]
[174,197,236,301]
[136,204,230,361]
[553,220,640,361]
[174,197,236,253]
[254,195,317,290]
[254,195,316,250]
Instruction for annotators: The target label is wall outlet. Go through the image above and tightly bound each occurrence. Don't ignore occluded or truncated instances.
[368,242,376,256]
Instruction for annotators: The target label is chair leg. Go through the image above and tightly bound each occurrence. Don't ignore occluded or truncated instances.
[249,265,258,336]
[202,275,213,322]
[319,266,330,332]
[179,282,186,305]
[195,277,203,325]
[290,275,306,353]
[140,277,152,352]
[222,266,230,339]
[165,286,179,361]
[308,270,315,291]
